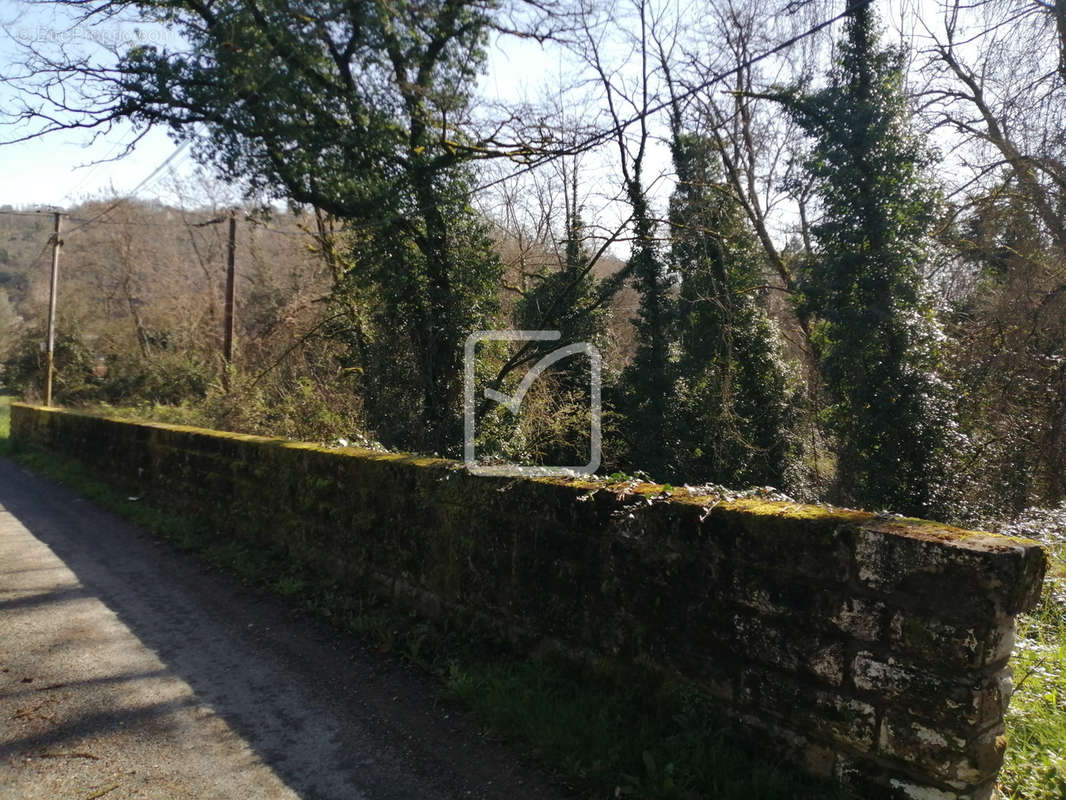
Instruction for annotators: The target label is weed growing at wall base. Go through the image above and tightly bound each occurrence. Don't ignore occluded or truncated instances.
[0,396,10,450]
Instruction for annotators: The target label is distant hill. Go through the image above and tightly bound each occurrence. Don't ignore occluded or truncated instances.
[0,207,55,308]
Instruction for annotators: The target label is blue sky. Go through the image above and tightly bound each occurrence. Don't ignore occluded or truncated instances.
[0,0,195,207]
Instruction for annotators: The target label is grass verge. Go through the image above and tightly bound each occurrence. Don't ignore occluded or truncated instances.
[0,395,10,450]
[995,507,1066,799]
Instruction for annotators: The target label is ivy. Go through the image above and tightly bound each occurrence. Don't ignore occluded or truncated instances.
[787,3,955,516]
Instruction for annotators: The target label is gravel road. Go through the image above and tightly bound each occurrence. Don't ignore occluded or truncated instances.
[0,457,570,800]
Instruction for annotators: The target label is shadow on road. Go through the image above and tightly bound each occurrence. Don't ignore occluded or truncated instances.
[0,457,567,800]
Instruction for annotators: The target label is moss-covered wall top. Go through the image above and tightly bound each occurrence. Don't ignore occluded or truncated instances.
[9,403,1047,800]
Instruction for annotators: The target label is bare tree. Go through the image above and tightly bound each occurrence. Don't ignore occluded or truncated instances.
[922,0,1066,260]
[667,0,835,324]
[917,0,1066,508]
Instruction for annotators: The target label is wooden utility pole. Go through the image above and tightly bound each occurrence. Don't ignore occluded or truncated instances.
[223,209,236,364]
[44,211,62,407]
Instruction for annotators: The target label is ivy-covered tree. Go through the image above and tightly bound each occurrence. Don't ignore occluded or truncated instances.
[786,2,954,515]
[621,170,673,476]
[667,129,796,488]
[577,0,673,477]
[338,173,501,449]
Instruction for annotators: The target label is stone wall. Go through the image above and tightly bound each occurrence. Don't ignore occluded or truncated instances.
[9,403,1047,799]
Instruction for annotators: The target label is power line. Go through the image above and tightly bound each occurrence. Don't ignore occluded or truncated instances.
[63,214,220,230]
[0,210,66,219]
[5,0,863,246]
[471,0,871,198]
[62,128,145,204]
[125,141,191,197]
[3,207,315,236]
[297,0,867,242]
[63,141,191,237]
[248,223,316,238]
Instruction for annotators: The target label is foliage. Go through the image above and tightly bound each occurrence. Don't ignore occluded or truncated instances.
[109,0,503,453]
[0,288,18,362]
[0,395,9,450]
[942,188,1066,516]
[617,170,673,477]
[666,130,798,488]
[474,205,612,469]
[473,371,600,469]
[2,327,104,404]
[514,206,610,352]
[94,369,370,446]
[334,178,501,452]
[1,324,211,407]
[119,0,490,217]
[787,5,955,516]
[207,373,365,443]
[98,351,212,406]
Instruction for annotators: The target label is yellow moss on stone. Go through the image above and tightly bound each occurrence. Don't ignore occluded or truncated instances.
[10,402,1045,556]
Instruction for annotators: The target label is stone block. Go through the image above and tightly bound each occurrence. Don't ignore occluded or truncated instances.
[855,522,1046,617]
[853,652,1011,728]
[736,712,837,777]
[831,596,887,641]
[734,613,846,686]
[885,778,960,800]
[740,668,878,750]
[879,710,1007,789]
[889,611,1016,669]
[718,506,856,583]
[731,567,885,642]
